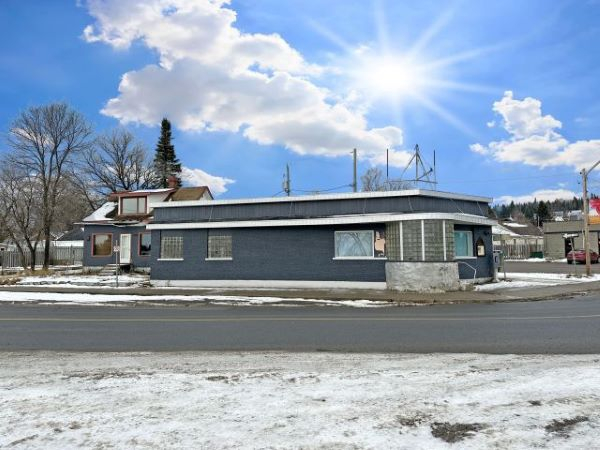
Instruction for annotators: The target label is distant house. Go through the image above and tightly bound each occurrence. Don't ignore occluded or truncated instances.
[54,228,85,248]
[492,219,543,259]
[80,182,212,271]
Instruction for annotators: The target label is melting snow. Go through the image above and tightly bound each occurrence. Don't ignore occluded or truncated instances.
[0,352,598,449]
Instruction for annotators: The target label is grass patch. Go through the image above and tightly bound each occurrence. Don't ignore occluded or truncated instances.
[545,416,588,436]
[430,422,483,443]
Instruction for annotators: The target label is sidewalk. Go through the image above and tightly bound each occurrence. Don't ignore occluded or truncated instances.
[1,280,600,305]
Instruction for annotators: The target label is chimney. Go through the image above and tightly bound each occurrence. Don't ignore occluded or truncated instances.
[167,175,178,189]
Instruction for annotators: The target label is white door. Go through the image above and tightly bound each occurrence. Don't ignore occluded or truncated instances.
[120,234,131,264]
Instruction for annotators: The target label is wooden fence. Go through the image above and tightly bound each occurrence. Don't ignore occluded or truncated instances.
[493,241,544,260]
[0,245,83,270]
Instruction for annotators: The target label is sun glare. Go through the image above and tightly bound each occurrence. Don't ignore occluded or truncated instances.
[358,56,424,97]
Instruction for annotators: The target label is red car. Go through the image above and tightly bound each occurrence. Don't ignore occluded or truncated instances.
[567,249,599,264]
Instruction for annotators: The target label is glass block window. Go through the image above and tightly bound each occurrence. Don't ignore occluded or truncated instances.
[139,232,151,256]
[208,235,232,259]
[335,230,374,258]
[160,235,183,259]
[454,230,473,257]
[92,233,112,256]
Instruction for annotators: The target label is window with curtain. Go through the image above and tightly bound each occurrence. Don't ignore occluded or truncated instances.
[335,230,374,258]
[92,234,112,256]
[139,233,151,256]
[454,230,473,257]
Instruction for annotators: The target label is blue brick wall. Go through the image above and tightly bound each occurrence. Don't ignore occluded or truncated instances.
[82,224,151,269]
[454,224,494,279]
[150,225,387,282]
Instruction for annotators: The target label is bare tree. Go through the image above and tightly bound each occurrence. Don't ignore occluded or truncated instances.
[361,167,412,192]
[7,103,93,269]
[76,128,158,208]
[0,162,44,270]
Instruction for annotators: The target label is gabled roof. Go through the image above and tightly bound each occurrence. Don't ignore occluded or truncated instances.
[500,221,543,237]
[169,186,212,201]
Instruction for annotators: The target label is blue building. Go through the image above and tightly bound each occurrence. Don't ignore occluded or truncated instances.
[81,186,212,272]
[143,189,495,291]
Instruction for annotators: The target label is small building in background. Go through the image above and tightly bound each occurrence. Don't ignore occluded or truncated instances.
[544,203,600,259]
[80,183,212,272]
[492,220,543,259]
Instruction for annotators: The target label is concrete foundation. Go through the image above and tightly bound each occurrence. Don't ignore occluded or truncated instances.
[385,262,460,292]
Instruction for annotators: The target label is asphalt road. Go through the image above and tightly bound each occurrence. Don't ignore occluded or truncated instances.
[505,260,597,274]
[1,296,600,353]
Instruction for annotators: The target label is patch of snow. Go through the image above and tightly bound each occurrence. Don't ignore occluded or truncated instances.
[476,272,600,291]
[82,202,116,222]
[16,274,147,288]
[0,352,598,449]
[505,258,548,262]
[0,291,391,307]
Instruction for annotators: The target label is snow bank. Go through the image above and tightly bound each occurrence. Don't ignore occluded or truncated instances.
[0,352,598,449]
[17,274,147,288]
[0,290,391,307]
[476,272,600,291]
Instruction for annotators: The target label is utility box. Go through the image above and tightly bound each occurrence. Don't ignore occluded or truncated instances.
[493,250,503,269]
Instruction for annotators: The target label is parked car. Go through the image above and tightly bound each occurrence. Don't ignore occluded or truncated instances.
[567,249,599,264]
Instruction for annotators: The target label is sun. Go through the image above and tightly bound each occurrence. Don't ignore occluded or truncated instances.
[354,54,425,98]
[311,4,500,137]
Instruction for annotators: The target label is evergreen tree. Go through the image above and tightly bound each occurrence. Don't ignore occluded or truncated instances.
[153,118,182,188]
[536,200,551,224]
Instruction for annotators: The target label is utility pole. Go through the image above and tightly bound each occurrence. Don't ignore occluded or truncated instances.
[582,158,600,277]
[352,148,357,193]
[283,164,291,196]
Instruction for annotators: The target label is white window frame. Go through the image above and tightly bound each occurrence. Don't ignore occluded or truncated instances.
[333,230,376,260]
[206,234,233,261]
[454,230,475,259]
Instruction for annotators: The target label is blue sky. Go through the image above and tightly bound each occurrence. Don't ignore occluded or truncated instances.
[1,0,599,202]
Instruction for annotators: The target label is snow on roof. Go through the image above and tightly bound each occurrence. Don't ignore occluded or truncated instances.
[492,224,520,237]
[83,202,117,222]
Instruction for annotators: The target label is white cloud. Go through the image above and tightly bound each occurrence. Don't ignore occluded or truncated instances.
[83,0,409,167]
[471,91,600,170]
[181,166,234,195]
[469,143,488,155]
[495,188,579,205]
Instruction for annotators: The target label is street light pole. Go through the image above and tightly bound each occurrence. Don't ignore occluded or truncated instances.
[581,159,600,277]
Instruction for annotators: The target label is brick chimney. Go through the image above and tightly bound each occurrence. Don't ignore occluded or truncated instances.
[167,175,179,189]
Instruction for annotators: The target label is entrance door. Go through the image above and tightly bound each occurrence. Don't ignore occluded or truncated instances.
[120,234,131,264]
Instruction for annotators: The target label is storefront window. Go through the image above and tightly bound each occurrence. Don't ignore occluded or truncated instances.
[335,230,374,258]
[454,230,473,257]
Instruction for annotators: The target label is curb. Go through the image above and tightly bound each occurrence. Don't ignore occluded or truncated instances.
[1,281,600,306]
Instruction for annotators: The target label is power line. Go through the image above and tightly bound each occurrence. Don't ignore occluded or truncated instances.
[440,172,576,184]
[293,184,352,194]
